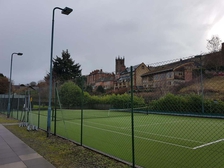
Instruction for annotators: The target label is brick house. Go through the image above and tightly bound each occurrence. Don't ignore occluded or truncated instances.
[94,76,115,90]
[141,60,196,89]
[86,69,115,90]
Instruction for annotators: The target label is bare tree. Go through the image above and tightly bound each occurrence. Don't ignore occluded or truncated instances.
[206,35,222,53]
[205,35,223,72]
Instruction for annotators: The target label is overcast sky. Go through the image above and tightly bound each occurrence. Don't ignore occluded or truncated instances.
[1,0,224,85]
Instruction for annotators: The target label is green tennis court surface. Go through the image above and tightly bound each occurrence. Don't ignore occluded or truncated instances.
[18,109,224,167]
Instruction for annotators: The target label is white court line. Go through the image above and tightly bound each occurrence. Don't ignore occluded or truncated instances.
[82,120,205,144]
[83,120,129,130]
[193,139,224,150]
[121,120,186,129]
[84,119,185,130]
[65,120,193,149]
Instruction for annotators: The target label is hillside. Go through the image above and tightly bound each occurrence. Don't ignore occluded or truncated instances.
[179,76,224,100]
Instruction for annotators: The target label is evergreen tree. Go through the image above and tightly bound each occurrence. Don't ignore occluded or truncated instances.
[0,73,9,94]
[205,36,223,72]
[46,49,82,83]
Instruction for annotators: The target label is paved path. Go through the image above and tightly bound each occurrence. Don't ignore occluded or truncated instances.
[0,124,55,168]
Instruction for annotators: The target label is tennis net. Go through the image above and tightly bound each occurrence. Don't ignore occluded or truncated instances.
[31,107,149,121]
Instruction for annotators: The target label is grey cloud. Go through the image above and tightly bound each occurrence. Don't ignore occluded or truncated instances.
[1,0,224,84]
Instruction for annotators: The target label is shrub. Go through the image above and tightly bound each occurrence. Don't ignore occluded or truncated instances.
[149,93,224,115]
[59,81,82,108]
[85,93,145,109]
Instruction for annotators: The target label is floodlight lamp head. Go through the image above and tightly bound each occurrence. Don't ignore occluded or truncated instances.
[61,7,73,15]
[17,53,23,56]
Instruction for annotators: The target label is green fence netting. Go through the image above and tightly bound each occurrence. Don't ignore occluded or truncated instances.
[2,54,224,168]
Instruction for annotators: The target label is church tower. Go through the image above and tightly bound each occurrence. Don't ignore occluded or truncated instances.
[115,56,126,74]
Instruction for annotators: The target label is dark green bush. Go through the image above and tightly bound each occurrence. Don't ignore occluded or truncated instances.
[59,81,82,108]
[58,83,145,110]
[149,93,224,115]
[86,93,145,109]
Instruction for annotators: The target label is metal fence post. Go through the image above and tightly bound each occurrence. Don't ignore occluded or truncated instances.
[81,76,84,146]
[131,66,135,167]
[199,57,204,113]
[54,82,57,135]
[38,90,40,129]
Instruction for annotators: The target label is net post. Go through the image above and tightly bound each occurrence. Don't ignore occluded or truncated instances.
[107,109,110,117]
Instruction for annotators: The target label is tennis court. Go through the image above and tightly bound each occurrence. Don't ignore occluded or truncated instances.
[24,109,224,167]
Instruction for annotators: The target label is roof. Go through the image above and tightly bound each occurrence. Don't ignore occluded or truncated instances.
[95,76,115,83]
[117,76,130,82]
[141,59,196,77]
[120,63,145,75]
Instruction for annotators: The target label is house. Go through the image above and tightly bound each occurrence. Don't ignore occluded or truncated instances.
[141,42,224,90]
[114,63,150,90]
[141,60,196,89]
[94,76,115,90]
[86,69,115,90]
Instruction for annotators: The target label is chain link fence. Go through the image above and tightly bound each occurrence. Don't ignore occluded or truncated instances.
[0,94,25,119]
[1,53,224,167]
[131,55,224,167]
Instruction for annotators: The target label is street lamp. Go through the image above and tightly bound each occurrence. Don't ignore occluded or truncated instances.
[47,7,73,137]
[7,52,23,118]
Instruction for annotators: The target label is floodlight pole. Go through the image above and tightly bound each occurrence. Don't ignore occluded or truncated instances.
[7,53,23,118]
[47,7,73,137]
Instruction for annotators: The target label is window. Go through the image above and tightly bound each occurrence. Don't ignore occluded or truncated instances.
[167,72,172,78]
